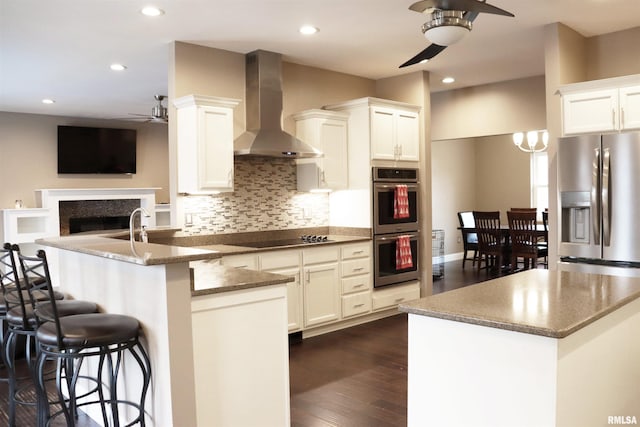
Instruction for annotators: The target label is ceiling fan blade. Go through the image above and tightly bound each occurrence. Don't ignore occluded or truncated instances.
[409,0,513,17]
[399,44,447,68]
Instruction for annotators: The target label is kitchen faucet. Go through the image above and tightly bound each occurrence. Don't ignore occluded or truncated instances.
[129,207,151,245]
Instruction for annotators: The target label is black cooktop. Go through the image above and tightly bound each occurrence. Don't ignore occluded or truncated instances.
[239,236,333,249]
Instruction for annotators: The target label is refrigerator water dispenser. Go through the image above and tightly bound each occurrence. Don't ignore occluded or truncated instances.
[561,192,591,244]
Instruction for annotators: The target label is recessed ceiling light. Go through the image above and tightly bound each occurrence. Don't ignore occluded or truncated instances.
[442,76,455,84]
[110,63,127,71]
[141,6,164,17]
[299,25,319,35]
[42,98,55,104]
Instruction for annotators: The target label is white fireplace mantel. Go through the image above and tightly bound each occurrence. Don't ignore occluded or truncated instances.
[36,187,160,238]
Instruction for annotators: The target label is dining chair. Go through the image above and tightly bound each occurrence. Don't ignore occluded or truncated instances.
[507,210,548,272]
[472,211,510,275]
[457,211,478,268]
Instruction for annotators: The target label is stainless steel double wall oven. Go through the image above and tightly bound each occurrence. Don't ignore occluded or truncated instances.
[372,167,420,288]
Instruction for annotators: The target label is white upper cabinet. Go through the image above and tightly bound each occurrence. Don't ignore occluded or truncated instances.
[370,105,420,161]
[294,109,349,192]
[620,85,640,130]
[559,75,640,135]
[325,97,421,163]
[173,95,240,194]
[562,89,619,134]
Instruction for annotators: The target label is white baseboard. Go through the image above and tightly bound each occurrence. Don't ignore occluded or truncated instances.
[433,252,465,264]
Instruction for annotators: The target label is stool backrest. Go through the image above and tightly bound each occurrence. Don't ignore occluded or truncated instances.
[0,242,18,290]
[2,243,34,330]
[13,246,62,336]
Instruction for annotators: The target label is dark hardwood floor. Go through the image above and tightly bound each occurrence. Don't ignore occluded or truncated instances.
[289,258,501,427]
[0,259,501,426]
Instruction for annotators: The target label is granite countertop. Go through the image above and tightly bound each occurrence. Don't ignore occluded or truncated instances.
[190,264,294,296]
[37,227,371,266]
[37,235,220,266]
[399,269,640,338]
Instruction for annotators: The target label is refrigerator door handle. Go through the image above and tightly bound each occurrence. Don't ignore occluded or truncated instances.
[602,147,611,246]
[592,147,601,245]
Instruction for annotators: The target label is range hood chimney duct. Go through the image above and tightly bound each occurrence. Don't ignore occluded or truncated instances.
[234,50,322,158]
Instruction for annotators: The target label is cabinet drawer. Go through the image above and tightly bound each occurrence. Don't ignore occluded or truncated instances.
[341,242,371,260]
[342,292,371,318]
[372,282,420,311]
[342,274,371,294]
[221,254,258,270]
[341,258,370,278]
[303,246,339,265]
[260,249,301,270]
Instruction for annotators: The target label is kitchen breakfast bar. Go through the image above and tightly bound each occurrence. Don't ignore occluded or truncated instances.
[36,234,294,427]
[399,269,640,427]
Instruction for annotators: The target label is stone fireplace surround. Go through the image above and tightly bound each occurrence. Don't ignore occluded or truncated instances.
[36,188,158,236]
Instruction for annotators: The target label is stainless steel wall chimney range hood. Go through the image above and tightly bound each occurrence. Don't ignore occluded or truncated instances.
[234,50,322,158]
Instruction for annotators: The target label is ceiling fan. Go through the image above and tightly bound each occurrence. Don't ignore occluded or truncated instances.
[124,94,168,123]
[400,0,514,68]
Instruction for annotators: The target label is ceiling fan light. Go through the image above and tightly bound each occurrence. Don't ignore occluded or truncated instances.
[422,10,471,46]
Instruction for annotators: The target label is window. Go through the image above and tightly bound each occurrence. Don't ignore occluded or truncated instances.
[530,151,548,213]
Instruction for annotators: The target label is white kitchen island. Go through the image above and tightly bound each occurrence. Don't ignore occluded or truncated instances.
[399,269,640,427]
[38,234,293,427]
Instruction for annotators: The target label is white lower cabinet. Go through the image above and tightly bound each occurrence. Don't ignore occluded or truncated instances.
[260,250,303,332]
[340,242,372,319]
[302,246,340,328]
[342,291,371,318]
[221,253,258,270]
[252,241,407,334]
[372,281,420,311]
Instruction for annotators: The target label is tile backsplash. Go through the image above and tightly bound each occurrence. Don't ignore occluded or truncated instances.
[182,156,329,234]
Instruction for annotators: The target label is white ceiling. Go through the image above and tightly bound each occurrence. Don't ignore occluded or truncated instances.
[1,0,639,121]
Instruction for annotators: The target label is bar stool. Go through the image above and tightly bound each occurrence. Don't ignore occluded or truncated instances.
[3,244,100,426]
[0,244,19,386]
[16,249,151,427]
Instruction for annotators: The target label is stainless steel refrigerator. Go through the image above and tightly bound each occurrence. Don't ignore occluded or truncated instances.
[558,131,640,266]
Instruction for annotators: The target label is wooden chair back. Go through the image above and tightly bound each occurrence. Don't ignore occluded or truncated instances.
[473,211,502,251]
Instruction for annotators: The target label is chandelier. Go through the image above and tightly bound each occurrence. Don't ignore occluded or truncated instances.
[513,130,549,153]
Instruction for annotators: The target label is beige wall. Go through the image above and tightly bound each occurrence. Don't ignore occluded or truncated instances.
[586,27,640,81]
[0,112,169,208]
[282,62,375,131]
[475,135,531,216]
[431,76,547,141]
[432,137,476,255]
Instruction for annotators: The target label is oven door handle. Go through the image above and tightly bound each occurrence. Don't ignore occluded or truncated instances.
[375,184,419,190]
[375,233,419,241]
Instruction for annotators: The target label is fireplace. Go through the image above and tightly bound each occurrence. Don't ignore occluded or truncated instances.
[59,199,140,235]
[68,215,131,234]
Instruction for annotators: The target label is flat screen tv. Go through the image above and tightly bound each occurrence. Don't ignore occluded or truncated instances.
[57,125,137,174]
